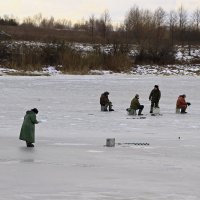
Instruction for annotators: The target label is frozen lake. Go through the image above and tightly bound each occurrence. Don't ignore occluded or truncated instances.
[0,74,200,199]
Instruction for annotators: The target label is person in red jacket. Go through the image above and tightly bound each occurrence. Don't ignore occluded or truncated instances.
[176,94,191,113]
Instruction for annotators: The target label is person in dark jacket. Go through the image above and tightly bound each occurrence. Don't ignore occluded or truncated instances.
[149,85,161,113]
[19,108,39,147]
[129,94,144,115]
[176,94,191,113]
[100,91,114,111]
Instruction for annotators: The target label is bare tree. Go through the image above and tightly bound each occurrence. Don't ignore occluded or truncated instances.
[153,7,166,27]
[40,16,55,28]
[33,13,43,27]
[153,7,166,45]
[139,9,154,47]
[168,10,178,46]
[22,16,35,27]
[178,5,187,29]
[100,10,111,41]
[177,5,187,45]
[124,6,154,45]
[89,14,95,42]
[124,5,142,43]
[192,8,200,30]
[54,19,72,29]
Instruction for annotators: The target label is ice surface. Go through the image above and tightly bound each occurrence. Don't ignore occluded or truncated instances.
[0,74,200,199]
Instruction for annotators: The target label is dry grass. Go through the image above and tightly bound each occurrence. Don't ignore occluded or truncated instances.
[0,40,133,74]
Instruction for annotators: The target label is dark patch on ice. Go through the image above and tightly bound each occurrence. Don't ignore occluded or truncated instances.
[72,163,96,168]
[20,159,35,163]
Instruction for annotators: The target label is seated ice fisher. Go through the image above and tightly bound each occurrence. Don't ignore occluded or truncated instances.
[100,91,114,111]
[127,94,144,115]
[176,94,191,114]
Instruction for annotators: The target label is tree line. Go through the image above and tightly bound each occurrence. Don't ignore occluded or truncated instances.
[0,5,200,70]
[1,6,200,43]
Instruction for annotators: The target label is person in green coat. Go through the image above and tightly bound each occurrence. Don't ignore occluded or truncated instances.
[149,85,161,113]
[19,108,39,147]
[127,94,144,115]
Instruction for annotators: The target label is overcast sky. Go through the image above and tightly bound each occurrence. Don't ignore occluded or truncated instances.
[0,0,200,24]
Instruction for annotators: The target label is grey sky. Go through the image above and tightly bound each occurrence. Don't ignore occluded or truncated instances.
[0,0,200,24]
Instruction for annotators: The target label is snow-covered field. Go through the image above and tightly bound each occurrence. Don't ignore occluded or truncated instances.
[0,74,200,200]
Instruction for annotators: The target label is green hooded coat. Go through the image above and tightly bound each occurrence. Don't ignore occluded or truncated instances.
[130,97,140,110]
[19,110,38,143]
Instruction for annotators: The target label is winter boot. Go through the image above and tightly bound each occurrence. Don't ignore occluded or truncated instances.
[181,108,187,114]
[109,104,114,111]
[26,142,34,147]
[150,106,153,113]
[138,109,143,115]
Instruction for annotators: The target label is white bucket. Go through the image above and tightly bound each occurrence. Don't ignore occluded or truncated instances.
[176,108,181,114]
[153,107,160,114]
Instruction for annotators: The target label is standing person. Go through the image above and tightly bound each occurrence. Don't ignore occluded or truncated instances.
[100,91,114,111]
[176,94,191,113]
[129,94,144,115]
[19,108,39,147]
[149,85,161,113]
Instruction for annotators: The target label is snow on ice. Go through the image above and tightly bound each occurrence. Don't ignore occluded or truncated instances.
[0,74,200,199]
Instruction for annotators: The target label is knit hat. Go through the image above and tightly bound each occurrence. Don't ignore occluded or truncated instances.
[154,85,159,88]
[31,108,39,114]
